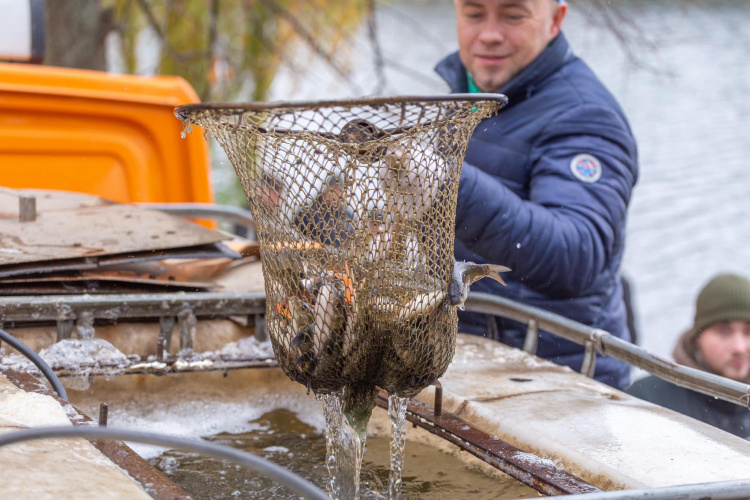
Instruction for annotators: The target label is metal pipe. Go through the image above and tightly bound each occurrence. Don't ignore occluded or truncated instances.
[136,203,255,235]
[0,327,68,401]
[580,341,597,378]
[0,291,267,324]
[175,93,509,116]
[522,318,538,354]
[0,426,329,500]
[464,292,750,408]
[559,478,750,500]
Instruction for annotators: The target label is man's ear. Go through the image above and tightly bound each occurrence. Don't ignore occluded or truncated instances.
[550,3,568,40]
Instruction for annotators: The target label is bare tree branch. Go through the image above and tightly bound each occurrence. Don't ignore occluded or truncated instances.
[259,0,364,95]
[367,0,387,95]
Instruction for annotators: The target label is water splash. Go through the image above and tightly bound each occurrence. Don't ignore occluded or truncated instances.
[387,395,410,500]
[317,390,368,500]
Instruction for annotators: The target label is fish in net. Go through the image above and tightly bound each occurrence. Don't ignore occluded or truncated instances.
[176,95,509,428]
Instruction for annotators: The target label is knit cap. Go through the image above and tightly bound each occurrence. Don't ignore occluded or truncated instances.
[689,273,750,342]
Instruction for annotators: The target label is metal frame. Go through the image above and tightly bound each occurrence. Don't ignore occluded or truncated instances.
[175,93,509,118]
[2,289,747,409]
[137,202,256,237]
[465,293,750,408]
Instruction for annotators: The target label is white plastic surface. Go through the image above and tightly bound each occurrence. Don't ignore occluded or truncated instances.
[0,0,31,61]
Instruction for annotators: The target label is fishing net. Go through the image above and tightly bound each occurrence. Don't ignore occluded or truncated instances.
[176,96,505,408]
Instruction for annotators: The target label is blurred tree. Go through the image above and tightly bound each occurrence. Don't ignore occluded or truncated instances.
[45,0,114,71]
[43,0,367,102]
[111,0,368,101]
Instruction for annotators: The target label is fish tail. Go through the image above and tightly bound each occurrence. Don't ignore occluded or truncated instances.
[485,264,511,286]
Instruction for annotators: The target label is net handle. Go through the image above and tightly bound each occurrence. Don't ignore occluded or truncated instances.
[174,93,508,121]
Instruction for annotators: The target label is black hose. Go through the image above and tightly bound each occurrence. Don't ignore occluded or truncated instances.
[0,426,329,500]
[0,327,68,402]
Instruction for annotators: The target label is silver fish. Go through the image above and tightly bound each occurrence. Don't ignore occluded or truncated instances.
[397,260,510,321]
[448,261,510,308]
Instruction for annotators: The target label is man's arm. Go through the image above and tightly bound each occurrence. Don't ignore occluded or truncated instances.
[455,104,638,297]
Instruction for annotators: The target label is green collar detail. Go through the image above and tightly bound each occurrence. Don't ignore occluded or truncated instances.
[466,71,482,94]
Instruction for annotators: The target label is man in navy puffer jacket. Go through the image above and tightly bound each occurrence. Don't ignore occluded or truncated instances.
[437,0,639,389]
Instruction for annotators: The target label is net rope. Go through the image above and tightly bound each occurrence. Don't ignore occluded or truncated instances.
[177,96,504,409]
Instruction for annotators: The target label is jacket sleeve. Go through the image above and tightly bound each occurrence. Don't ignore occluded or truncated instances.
[455,104,638,297]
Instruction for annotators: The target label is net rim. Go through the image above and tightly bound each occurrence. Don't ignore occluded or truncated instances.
[174,93,508,121]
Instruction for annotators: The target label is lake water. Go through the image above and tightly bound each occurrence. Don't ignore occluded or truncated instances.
[214,0,750,364]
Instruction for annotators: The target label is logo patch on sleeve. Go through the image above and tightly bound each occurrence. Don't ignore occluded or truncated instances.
[569,154,602,183]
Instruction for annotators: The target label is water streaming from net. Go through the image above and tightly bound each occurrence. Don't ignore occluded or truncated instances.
[318,391,368,500]
[388,395,410,499]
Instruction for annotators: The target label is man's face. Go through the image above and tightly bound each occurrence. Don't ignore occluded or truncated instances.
[454,0,567,92]
[697,321,750,381]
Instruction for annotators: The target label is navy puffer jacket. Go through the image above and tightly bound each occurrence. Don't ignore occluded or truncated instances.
[436,33,639,389]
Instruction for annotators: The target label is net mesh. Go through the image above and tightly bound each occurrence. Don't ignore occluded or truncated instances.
[177,96,504,404]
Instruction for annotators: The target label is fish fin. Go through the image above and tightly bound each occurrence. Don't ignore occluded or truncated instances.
[484,264,511,286]
[291,324,313,348]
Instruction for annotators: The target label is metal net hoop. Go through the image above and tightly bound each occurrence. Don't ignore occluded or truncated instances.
[176,95,506,399]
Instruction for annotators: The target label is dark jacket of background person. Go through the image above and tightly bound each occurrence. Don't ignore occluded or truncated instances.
[627,329,750,439]
[436,33,639,389]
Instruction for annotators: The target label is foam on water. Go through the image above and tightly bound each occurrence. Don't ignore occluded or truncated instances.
[71,379,326,460]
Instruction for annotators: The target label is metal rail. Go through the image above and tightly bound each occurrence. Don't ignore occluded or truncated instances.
[0,291,266,323]
[137,203,256,237]
[465,293,750,408]
[1,290,748,407]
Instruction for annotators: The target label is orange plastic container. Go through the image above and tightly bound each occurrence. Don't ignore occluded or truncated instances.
[0,63,213,204]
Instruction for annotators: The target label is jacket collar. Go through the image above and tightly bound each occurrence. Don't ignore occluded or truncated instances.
[435,32,573,106]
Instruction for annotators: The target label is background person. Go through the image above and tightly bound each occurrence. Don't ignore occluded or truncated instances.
[627,273,750,438]
[437,0,639,388]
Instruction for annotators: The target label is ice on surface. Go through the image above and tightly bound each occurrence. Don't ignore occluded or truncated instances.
[1,339,132,376]
[263,446,290,453]
[213,337,274,358]
[39,339,131,369]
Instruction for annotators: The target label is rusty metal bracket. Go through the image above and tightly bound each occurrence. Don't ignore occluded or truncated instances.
[158,316,176,360]
[253,313,268,342]
[376,391,600,497]
[433,380,443,417]
[177,307,196,351]
[98,403,109,427]
[581,329,609,378]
